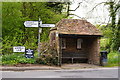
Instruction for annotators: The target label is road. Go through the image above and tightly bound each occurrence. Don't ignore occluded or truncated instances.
[1,68,118,78]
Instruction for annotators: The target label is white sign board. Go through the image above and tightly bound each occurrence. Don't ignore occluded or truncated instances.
[41,24,55,27]
[24,21,38,27]
[13,46,25,52]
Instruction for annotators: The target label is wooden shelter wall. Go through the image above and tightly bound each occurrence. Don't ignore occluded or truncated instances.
[62,38,87,58]
[86,38,100,65]
[61,37,100,65]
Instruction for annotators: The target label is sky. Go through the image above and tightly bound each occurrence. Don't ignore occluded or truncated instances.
[70,0,110,25]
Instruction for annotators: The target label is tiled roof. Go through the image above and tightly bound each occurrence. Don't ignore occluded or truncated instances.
[51,19,102,35]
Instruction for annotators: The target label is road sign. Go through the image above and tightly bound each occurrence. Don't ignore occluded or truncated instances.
[41,24,55,27]
[25,49,34,58]
[24,21,39,27]
[13,46,25,52]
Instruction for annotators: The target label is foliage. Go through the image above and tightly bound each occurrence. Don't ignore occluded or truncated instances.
[100,38,110,52]
[97,22,120,52]
[1,53,36,65]
[1,2,67,65]
[105,51,120,67]
[36,42,58,65]
[105,1,120,51]
[2,2,67,55]
[46,2,68,14]
[2,2,25,54]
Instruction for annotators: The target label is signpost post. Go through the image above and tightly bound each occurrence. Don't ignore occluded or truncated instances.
[38,18,42,57]
[24,18,55,57]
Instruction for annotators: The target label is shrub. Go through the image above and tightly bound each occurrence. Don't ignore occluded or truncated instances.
[36,42,58,65]
[100,38,111,52]
[2,53,36,66]
[106,51,120,66]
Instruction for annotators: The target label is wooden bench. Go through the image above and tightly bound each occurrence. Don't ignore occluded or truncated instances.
[62,57,87,63]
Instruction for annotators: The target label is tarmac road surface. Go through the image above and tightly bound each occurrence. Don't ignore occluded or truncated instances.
[1,67,118,78]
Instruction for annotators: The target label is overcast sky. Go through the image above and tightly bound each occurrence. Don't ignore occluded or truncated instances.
[70,0,110,25]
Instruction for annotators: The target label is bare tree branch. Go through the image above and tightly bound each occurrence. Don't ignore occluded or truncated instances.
[87,2,107,14]
[115,4,120,12]
[69,2,82,11]
[69,14,81,18]
[67,2,82,18]
[106,16,111,27]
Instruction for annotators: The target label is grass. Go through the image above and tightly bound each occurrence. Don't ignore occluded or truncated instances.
[105,51,120,67]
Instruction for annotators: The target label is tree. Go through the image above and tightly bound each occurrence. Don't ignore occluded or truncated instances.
[2,2,24,54]
[91,0,120,51]
[106,0,120,51]
[2,2,68,54]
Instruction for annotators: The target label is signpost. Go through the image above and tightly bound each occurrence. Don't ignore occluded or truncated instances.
[13,46,25,52]
[24,18,55,56]
[38,18,42,57]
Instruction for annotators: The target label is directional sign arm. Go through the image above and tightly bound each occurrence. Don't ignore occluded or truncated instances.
[41,24,55,27]
[24,21,39,27]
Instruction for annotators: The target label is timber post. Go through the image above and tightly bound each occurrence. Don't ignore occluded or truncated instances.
[56,32,62,66]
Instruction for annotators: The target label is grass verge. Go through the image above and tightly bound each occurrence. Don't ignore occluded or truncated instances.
[105,51,120,67]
